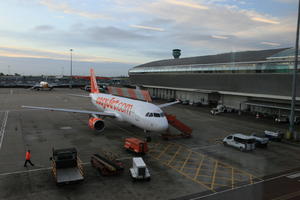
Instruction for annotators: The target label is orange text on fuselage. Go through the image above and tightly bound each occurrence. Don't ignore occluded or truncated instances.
[96,97,133,115]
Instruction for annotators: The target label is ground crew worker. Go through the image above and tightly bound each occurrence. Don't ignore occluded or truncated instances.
[24,150,34,167]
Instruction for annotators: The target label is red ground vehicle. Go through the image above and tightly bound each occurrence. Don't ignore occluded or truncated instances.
[90,154,124,176]
[124,138,148,155]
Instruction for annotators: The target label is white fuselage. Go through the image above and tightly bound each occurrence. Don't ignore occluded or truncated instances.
[90,93,169,132]
[40,81,49,88]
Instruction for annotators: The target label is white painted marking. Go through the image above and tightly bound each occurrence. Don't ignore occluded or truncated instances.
[0,111,9,150]
[190,144,220,150]
[10,89,13,95]
[0,162,90,177]
[0,167,52,177]
[287,172,300,179]
[60,126,72,130]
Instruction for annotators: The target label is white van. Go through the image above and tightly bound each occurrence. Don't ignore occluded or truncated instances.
[223,134,256,151]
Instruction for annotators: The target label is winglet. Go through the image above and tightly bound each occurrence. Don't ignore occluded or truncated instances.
[90,68,99,93]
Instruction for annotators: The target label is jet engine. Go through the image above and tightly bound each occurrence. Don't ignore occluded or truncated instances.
[88,117,105,132]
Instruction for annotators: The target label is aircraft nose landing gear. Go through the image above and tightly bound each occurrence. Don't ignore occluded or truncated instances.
[144,130,151,142]
[146,136,151,142]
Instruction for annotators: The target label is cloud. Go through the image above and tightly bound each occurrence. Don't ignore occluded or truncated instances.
[130,24,165,32]
[126,0,293,54]
[274,0,298,3]
[86,26,149,42]
[0,23,150,50]
[0,0,296,69]
[38,0,111,19]
[211,35,229,39]
[260,41,281,46]
[251,17,280,24]
[0,46,133,63]
[34,25,54,31]
[0,56,134,76]
[165,0,209,10]
[30,1,291,61]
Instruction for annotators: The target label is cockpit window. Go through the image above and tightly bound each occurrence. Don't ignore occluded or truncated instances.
[146,112,165,117]
[154,113,160,117]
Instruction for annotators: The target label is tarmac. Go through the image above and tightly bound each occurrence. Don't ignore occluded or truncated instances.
[0,88,300,200]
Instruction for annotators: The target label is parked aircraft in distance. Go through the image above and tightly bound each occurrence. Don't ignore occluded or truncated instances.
[22,68,179,140]
[19,81,69,91]
[30,81,60,91]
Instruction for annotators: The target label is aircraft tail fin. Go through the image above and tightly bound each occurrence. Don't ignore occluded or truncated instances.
[90,68,99,93]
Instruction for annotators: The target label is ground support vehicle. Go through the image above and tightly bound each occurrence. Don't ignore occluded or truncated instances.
[250,133,269,148]
[181,100,190,105]
[91,153,124,176]
[82,85,91,92]
[210,105,232,115]
[264,130,284,141]
[50,148,84,185]
[162,113,192,139]
[124,138,148,155]
[129,157,151,181]
[223,134,256,151]
[275,116,288,123]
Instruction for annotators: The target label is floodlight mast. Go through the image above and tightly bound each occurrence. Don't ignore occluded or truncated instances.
[289,0,300,140]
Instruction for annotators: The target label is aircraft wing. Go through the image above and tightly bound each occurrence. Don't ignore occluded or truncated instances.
[158,100,180,108]
[16,83,35,87]
[21,106,116,117]
[68,94,90,98]
[31,85,41,89]
[48,83,70,88]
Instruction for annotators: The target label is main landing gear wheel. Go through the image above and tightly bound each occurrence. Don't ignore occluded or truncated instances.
[144,130,151,142]
[146,136,151,142]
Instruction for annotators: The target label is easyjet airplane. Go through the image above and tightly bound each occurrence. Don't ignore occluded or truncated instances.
[22,69,179,140]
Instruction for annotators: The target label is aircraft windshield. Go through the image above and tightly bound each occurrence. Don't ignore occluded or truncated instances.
[154,113,160,117]
[145,112,165,117]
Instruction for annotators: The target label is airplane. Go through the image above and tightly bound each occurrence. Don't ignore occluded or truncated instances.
[30,81,56,91]
[18,81,68,91]
[22,68,179,140]
[31,80,73,91]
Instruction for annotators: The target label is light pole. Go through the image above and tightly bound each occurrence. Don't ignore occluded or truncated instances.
[289,0,300,140]
[70,49,73,88]
[7,65,10,75]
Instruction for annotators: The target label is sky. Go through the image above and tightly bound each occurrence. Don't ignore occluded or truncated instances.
[0,0,298,76]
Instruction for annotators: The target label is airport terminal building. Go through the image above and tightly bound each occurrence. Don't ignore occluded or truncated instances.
[129,48,300,115]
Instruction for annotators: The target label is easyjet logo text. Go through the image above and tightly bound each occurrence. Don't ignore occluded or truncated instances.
[96,97,133,115]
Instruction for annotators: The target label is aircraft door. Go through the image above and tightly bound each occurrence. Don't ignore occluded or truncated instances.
[135,112,140,122]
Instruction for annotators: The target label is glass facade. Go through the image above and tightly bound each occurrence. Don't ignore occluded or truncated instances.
[129,60,297,74]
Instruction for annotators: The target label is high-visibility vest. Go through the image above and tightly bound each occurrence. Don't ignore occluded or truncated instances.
[26,152,31,160]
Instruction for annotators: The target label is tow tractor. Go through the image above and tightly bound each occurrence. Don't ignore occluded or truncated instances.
[50,148,84,185]
[210,105,227,115]
[129,157,151,181]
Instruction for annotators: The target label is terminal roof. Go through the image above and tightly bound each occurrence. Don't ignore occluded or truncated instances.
[134,48,290,68]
